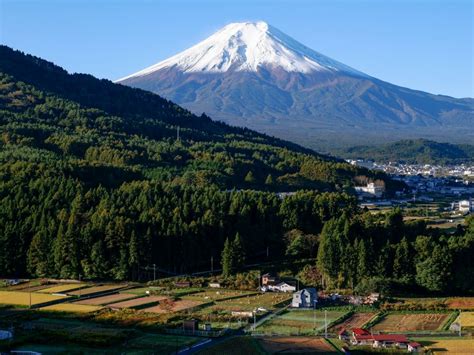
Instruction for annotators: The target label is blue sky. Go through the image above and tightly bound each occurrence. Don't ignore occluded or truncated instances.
[1,0,472,98]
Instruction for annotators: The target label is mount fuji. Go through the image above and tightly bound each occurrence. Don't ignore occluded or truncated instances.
[117,22,473,150]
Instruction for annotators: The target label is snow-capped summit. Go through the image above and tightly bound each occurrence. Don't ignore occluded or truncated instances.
[118,22,473,149]
[118,21,365,80]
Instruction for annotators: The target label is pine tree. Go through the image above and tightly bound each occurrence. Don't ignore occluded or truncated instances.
[244,171,255,184]
[221,237,233,277]
[264,174,274,186]
[232,232,246,270]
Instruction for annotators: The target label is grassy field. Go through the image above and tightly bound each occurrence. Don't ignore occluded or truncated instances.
[141,299,202,314]
[256,310,348,335]
[258,337,337,354]
[210,293,291,312]
[415,337,474,354]
[197,336,266,355]
[38,284,86,294]
[39,303,102,313]
[182,289,256,302]
[0,290,66,306]
[329,312,376,333]
[372,313,451,332]
[127,333,202,353]
[75,293,136,306]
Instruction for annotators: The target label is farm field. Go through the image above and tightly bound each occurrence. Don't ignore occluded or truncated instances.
[141,299,202,313]
[68,284,126,296]
[40,303,102,313]
[108,295,167,309]
[75,293,137,306]
[182,289,256,302]
[0,290,66,306]
[372,313,451,332]
[38,284,86,294]
[196,336,266,355]
[415,337,474,354]
[127,333,202,353]
[123,287,201,297]
[7,284,54,292]
[446,297,474,310]
[258,336,337,354]
[256,310,347,335]
[456,312,474,330]
[210,293,291,312]
[329,312,376,333]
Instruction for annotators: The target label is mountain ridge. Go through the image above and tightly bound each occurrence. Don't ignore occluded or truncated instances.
[118,21,473,150]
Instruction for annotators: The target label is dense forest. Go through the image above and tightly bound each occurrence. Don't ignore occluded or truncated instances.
[0,46,472,295]
[339,139,474,165]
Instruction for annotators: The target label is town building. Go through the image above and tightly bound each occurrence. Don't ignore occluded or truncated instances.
[354,182,385,198]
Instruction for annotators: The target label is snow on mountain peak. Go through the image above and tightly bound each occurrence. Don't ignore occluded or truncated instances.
[118,21,366,80]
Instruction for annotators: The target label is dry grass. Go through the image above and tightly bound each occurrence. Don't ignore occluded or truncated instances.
[456,312,474,330]
[75,293,136,306]
[108,296,167,309]
[38,284,86,294]
[40,303,102,313]
[418,337,474,354]
[258,337,336,353]
[0,290,65,306]
[68,285,125,296]
[372,313,450,332]
[330,312,375,333]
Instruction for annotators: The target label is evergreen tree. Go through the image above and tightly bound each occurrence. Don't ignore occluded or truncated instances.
[416,245,452,292]
[232,232,246,270]
[265,174,274,186]
[221,237,233,277]
[244,171,256,184]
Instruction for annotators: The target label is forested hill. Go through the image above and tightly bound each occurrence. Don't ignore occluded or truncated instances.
[0,45,314,155]
[0,46,391,280]
[0,47,472,296]
[340,139,474,165]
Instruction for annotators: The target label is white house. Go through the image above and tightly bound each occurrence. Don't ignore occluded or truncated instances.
[292,288,317,308]
[268,282,296,293]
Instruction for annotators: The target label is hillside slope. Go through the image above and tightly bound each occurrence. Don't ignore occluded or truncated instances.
[0,46,398,278]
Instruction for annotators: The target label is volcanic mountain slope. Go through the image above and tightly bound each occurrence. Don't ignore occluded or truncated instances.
[118,21,473,150]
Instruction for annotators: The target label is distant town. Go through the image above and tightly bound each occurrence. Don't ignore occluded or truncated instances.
[348,159,474,214]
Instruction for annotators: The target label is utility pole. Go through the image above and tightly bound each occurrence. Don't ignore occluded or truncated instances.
[313,299,316,334]
[176,126,180,142]
[253,310,256,330]
[324,310,328,338]
[153,264,156,282]
[211,256,214,274]
[78,274,82,298]
[266,246,269,258]
[29,290,31,309]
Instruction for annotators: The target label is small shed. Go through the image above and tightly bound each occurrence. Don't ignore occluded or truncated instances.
[183,319,199,333]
